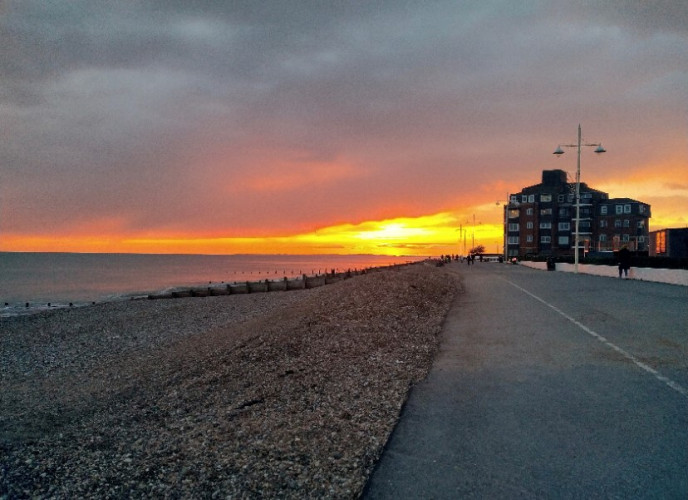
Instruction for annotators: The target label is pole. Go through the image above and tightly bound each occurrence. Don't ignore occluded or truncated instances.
[472,214,475,251]
[504,197,509,263]
[574,124,581,273]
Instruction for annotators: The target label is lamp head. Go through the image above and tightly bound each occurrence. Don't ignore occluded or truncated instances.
[553,146,565,156]
[594,145,606,154]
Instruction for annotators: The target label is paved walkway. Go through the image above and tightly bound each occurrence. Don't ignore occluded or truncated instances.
[363,262,688,498]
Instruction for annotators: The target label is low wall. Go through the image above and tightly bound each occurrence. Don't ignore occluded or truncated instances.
[147,261,420,301]
[518,261,688,286]
[518,261,548,271]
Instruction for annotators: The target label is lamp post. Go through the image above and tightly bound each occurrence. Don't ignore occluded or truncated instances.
[456,225,466,255]
[553,124,606,273]
[472,214,475,251]
[502,198,509,263]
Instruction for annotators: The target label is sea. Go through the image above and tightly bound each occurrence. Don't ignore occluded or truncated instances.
[0,252,426,317]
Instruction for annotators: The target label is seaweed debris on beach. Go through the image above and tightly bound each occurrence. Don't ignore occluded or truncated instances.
[1,263,458,498]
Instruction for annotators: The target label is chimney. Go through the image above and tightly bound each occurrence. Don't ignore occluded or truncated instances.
[542,169,567,186]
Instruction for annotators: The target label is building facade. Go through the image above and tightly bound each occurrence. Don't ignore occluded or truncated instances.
[505,170,651,258]
[649,228,688,258]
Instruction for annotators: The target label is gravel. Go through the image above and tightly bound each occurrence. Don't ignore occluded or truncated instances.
[1,263,458,499]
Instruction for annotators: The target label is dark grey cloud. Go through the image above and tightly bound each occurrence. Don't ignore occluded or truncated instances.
[560,0,688,36]
[1,0,686,240]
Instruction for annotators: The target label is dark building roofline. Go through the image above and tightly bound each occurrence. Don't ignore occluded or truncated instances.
[517,181,607,195]
[650,227,688,233]
[606,197,648,204]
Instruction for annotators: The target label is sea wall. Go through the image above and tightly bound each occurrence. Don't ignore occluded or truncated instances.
[518,261,688,286]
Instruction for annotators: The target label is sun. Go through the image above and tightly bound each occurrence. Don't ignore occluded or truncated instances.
[354,222,431,241]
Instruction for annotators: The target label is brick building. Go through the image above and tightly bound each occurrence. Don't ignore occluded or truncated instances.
[505,170,651,258]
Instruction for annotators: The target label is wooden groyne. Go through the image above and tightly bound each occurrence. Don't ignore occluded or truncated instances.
[146,261,422,301]
[2,261,425,314]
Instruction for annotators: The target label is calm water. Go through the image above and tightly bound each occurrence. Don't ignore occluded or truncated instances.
[0,253,424,316]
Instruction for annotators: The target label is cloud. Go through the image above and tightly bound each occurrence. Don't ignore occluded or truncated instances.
[1,0,687,252]
[565,0,688,36]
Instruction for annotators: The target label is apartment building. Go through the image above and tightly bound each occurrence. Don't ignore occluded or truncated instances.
[505,169,651,258]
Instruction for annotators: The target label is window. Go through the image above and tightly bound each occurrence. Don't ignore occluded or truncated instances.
[558,194,565,202]
[639,236,645,242]
[540,222,552,229]
[558,222,570,231]
[639,205,646,214]
[656,231,666,254]
[558,236,569,245]
[507,236,519,245]
[528,194,535,203]
[522,195,528,203]
[615,220,622,228]
[600,220,607,228]
[624,204,631,214]
[541,236,551,243]
[623,219,630,228]
[599,234,607,242]
[508,223,519,231]
[508,209,519,218]
[579,221,591,229]
[616,205,624,214]
[526,235,533,242]
[622,234,630,242]
[581,192,592,199]
[559,208,569,217]
[600,205,608,215]
[637,221,645,229]
[510,195,519,203]
[526,221,533,229]
[526,208,533,215]
[540,208,552,215]
[567,194,574,203]
[540,194,552,202]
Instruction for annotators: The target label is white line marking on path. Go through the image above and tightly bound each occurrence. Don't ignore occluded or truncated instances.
[505,279,688,400]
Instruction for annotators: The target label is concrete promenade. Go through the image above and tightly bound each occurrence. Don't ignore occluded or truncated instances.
[364,262,688,498]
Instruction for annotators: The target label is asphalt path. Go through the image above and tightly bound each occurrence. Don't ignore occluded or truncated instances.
[364,262,688,499]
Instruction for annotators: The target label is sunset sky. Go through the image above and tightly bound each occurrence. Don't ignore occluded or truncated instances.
[1,1,687,256]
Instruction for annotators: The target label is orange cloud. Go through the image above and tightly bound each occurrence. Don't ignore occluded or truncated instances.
[1,209,505,256]
[227,161,361,194]
[593,159,688,230]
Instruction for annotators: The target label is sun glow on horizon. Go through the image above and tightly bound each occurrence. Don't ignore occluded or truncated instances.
[5,176,683,257]
[1,210,506,256]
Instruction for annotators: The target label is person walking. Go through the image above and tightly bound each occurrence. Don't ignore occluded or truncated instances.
[618,246,632,278]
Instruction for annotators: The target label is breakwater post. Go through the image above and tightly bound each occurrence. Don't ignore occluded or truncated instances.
[146,261,424,301]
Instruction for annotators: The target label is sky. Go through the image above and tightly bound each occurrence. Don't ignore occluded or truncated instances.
[1,0,687,256]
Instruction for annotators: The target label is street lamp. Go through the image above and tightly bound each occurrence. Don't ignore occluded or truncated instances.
[455,226,466,255]
[472,213,475,251]
[553,124,606,273]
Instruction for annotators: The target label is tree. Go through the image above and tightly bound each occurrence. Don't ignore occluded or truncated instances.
[469,245,485,255]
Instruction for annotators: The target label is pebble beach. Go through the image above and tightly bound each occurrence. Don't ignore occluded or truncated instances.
[1,263,459,499]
